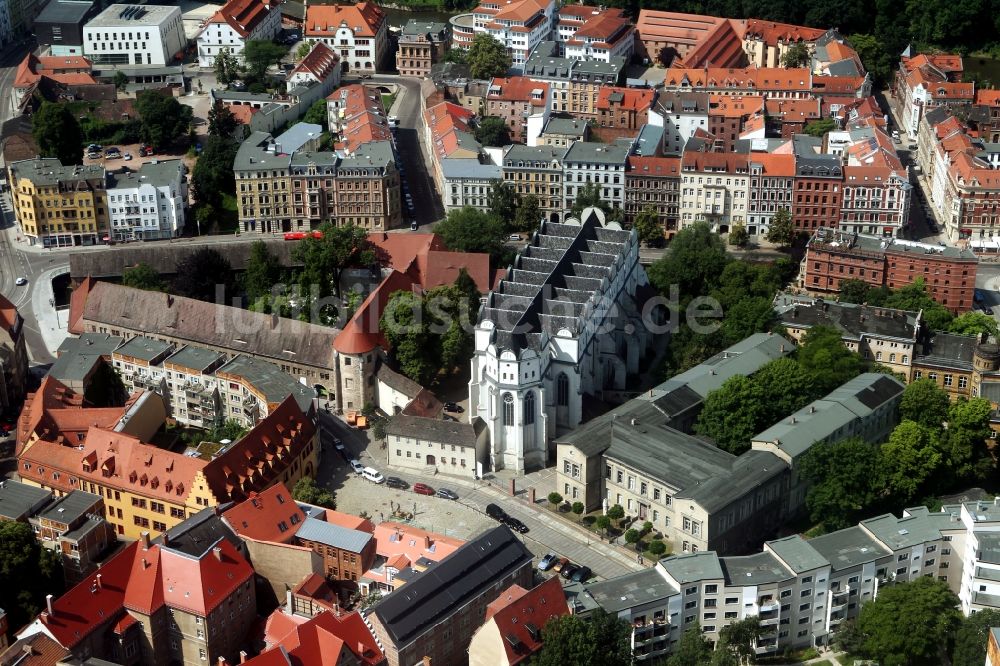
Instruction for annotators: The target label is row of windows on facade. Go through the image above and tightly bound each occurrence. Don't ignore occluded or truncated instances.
[397,450,469,466]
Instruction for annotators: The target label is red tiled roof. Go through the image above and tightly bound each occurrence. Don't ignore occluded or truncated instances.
[636,10,727,44]
[484,577,569,664]
[573,12,632,43]
[749,152,796,176]
[764,97,821,121]
[263,608,310,647]
[627,155,681,176]
[491,0,548,23]
[222,481,306,543]
[371,521,464,561]
[208,0,276,38]
[250,610,383,666]
[334,270,414,354]
[322,509,375,532]
[0,632,72,666]
[13,53,96,89]
[903,53,963,76]
[663,66,812,92]
[67,276,94,335]
[975,89,1000,106]
[487,76,549,106]
[288,41,340,82]
[228,104,257,124]
[708,93,764,118]
[0,293,19,333]
[305,2,385,37]
[742,19,825,44]
[368,232,444,270]
[410,250,491,293]
[597,86,656,113]
[682,147,750,172]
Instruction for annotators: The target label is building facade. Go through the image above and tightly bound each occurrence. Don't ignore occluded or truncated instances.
[0,295,28,412]
[502,144,566,223]
[625,156,681,236]
[385,415,489,478]
[197,0,281,67]
[105,159,186,241]
[8,158,108,248]
[470,0,556,70]
[679,140,750,233]
[304,2,388,72]
[395,19,448,78]
[83,4,186,66]
[562,140,630,211]
[523,41,624,117]
[484,76,550,145]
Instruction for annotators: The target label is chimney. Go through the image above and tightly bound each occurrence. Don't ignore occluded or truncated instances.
[239,651,248,664]
[141,531,150,550]
[286,589,293,614]
[424,535,432,549]
[213,546,223,561]
[423,658,433,666]
[358,641,366,655]
[218,658,228,666]
[96,574,103,590]
[46,594,53,615]
[40,612,49,625]
[142,558,149,570]
[162,532,169,547]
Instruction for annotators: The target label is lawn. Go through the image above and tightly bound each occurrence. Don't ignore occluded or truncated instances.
[966,55,1000,88]
[381,93,397,113]
[217,193,240,234]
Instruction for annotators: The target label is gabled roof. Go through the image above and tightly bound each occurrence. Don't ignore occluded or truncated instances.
[288,41,340,82]
[305,2,385,37]
[482,577,569,664]
[0,632,71,666]
[597,86,655,112]
[207,0,276,38]
[250,610,383,666]
[487,76,549,106]
[222,481,305,543]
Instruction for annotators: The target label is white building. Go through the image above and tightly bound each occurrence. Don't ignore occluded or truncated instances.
[647,92,710,156]
[471,0,556,70]
[562,140,630,211]
[554,4,634,63]
[196,0,281,68]
[285,41,341,96]
[105,159,186,241]
[83,4,186,67]
[440,159,502,214]
[468,207,656,473]
[304,2,389,73]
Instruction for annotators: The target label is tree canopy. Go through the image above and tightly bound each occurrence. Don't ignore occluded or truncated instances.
[136,90,193,149]
[487,180,518,222]
[122,262,165,291]
[291,476,336,509]
[475,116,510,147]
[192,136,238,208]
[214,47,240,85]
[899,378,951,428]
[667,624,712,666]
[765,208,795,246]
[243,240,282,306]
[802,117,837,137]
[172,248,235,302]
[800,437,883,530]
[648,222,730,304]
[781,42,811,67]
[531,609,632,666]
[434,207,509,261]
[949,311,1000,338]
[467,33,511,80]
[208,100,240,138]
[634,206,665,247]
[952,608,1000,666]
[513,193,542,232]
[0,521,64,633]
[796,324,864,394]
[293,223,375,299]
[243,39,288,80]
[303,99,328,130]
[32,102,83,166]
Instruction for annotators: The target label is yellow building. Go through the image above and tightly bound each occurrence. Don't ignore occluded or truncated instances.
[8,158,108,248]
[501,144,565,223]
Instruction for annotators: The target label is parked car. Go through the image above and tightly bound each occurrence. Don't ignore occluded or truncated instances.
[87,151,100,159]
[435,488,458,500]
[362,467,385,484]
[509,234,521,241]
[538,553,558,571]
[413,482,435,496]
[444,402,463,413]
[87,143,102,152]
[570,565,592,582]
[485,503,507,521]
[123,152,132,161]
[385,476,409,489]
[14,277,27,286]
[503,515,528,533]
[560,563,580,579]
[349,459,365,474]
[333,437,346,453]
[105,147,121,157]
[552,557,570,573]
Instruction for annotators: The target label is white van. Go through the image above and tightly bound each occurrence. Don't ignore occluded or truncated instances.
[362,467,385,484]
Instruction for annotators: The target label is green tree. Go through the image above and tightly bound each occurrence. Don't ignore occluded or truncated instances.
[728,222,749,248]
[944,397,994,480]
[838,278,872,304]
[879,420,943,503]
[122,262,165,291]
[191,136,238,207]
[695,375,765,455]
[243,39,288,81]
[718,296,774,345]
[634,206,664,246]
[899,378,951,428]
[766,207,795,246]
[467,33,511,80]
[803,117,837,137]
[781,42,811,67]
[571,501,584,515]
[949,311,1000,338]
[303,98,328,130]
[668,623,712,666]
[172,248,235,302]
[648,539,667,556]
[434,207,508,260]
[243,240,281,305]
[570,182,613,220]
[800,437,881,530]
[647,222,730,304]
[0,521,64,633]
[486,180,517,222]
[884,277,954,330]
[208,100,239,138]
[548,492,563,505]
[136,90,193,149]
[32,102,83,166]
[296,41,312,60]
[513,193,542,232]
[797,324,864,393]
[381,290,437,385]
[624,529,640,547]
[595,515,612,535]
[532,609,632,666]
[443,48,467,64]
[752,357,820,423]
[848,33,894,86]
[606,504,625,521]
[952,608,1000,666]
[214,47,240,85]
[855,577,961,666]
[712,261,782,309]
[475,116,510,147]
[113,70,128,90]
[714,616,762,666]
[293,223,375,299]
[291,476,336,509]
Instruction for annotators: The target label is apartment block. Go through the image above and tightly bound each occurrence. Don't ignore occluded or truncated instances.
[792,134,843,232]
[523,41,625,117]
[501,143,567,222]
[484,76,550,145]
[470,0,556,69]
[679,138,750,232]
[83,4,186,67]
[106,159,187,242]
[747,152,794,237]
[625,155,681,235]
[894,53,971,138]
[647,91,710,156]
[555,4,633,62]
[294,515,376,583]
[596,86,655,132]
[8,158,108,249]
[562,140,630,211]
[395,19,448,78]
[439,159,503,214]
[742,19,826,68]
[537,116,589,147]
[803,228,978,313]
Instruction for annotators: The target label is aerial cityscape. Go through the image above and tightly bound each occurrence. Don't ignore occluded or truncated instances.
[0,0,999,664]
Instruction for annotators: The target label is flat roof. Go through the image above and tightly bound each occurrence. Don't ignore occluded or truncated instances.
[165,345,226,373]
[765,535,829,574]
[659,552,725,584]
[0,480,53,520]
[85,3,180,28]
[721,551,793,586]
[296,516,372,553]
[37,490,101,524]
[216,355,315,413]
[36,0,95,25]
[582,568,677,612]
[808,526,891,571]
[114,335,173,362]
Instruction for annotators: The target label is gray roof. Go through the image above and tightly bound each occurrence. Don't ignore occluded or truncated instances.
[962,499,1000,524]
[36,490,101,524]
[669,332,793,398]
[721,551,793,586]
[765,535,830,574]
[809,227,977,261]
[114,335,173,362]
[81,281,337,370]
[274,123,323,154]
[296,516,373,553]
[654,91,709,115]
[659,552,725,584]
[50,333,124,383]
[439,158,501,180]
[376,364,422,399]
[0,480,52,521]
[860,511,954,551]
[234,131,293,172]
[106,159,183,190]
[751,373,904,460]
[563,141,629,166]
[400,19,448,40]
[165,345,226,373]
[217,355,316,412]
[154,505,242,558]
[808,526,891,571]
[341,140,396,171]
[774,293,919,342]
[369,526,532,645]
[542,117,589,138]
[678,450,788,513]
[502,143,567,165]
[62,515,108,542]
[827,59,862,77]
[524,41,625,82]
[633,124,664,157]
[385,414,485,448]
[85,3,179,27]
[793,135,843,176]
[915,332,978,371]
[582,568,678,612]
[9,157,105,187]
[36,0,95,25]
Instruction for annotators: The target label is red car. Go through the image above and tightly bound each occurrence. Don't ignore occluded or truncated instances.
[413,483,434,496]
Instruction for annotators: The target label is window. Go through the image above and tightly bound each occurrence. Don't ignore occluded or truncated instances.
[705,584,718,594]
[502,393,515,426]
[557,373,569,406]
[524,391,535,425]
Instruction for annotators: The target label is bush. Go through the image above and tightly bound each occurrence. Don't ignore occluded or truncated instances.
[548,492,563,506]
[582,515,596,526]
[607,504,625,521]
[641,521,653,535]
[648,540,667,556]
[571,501,584,515]
[624,528,640,545]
